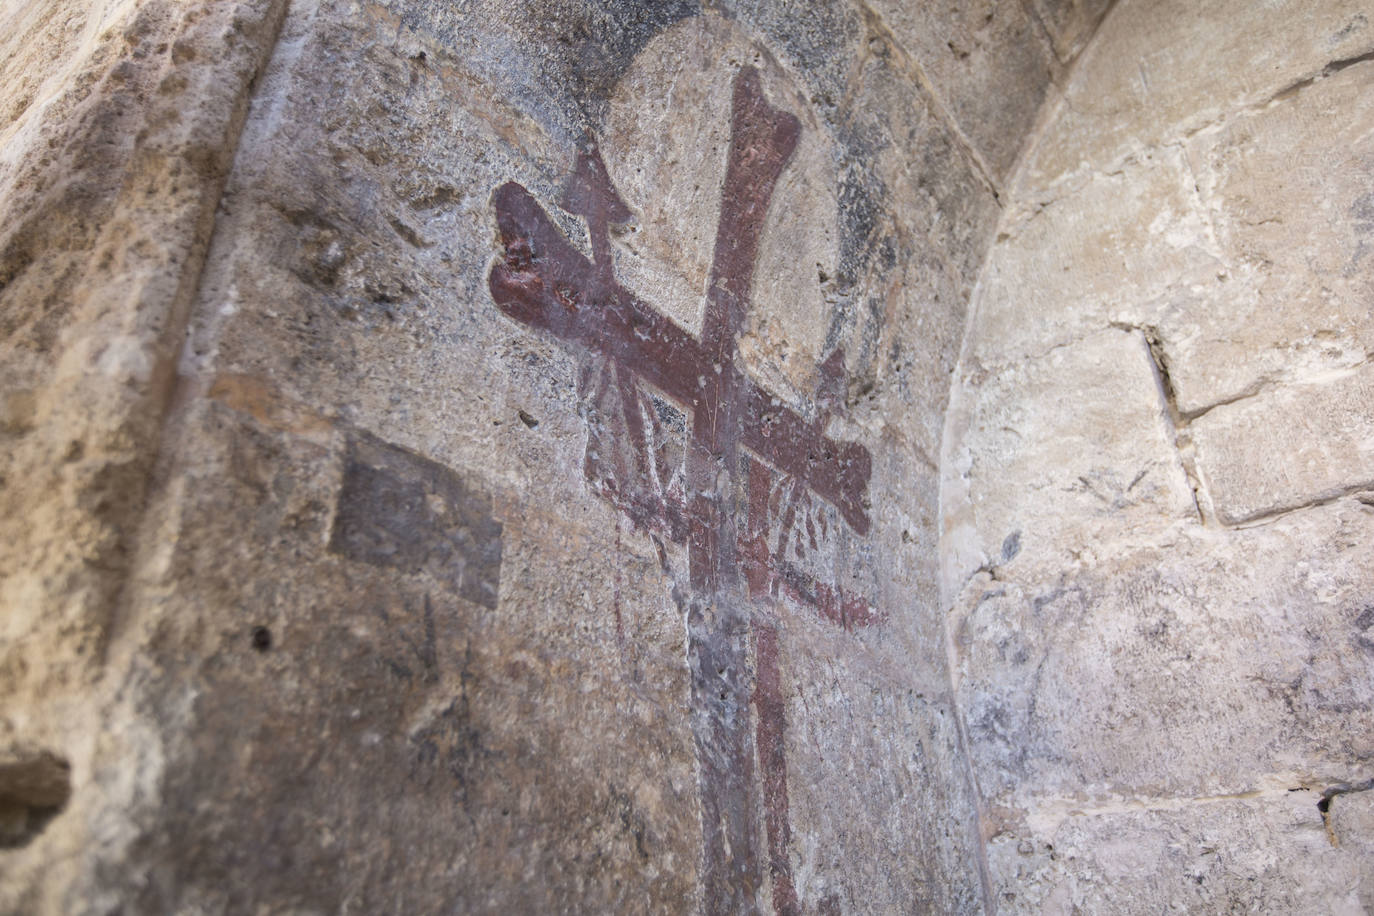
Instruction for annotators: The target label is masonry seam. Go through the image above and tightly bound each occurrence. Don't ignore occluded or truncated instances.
[851,0,1004,204]
[933,3,1138,910]
[101,0,296,660]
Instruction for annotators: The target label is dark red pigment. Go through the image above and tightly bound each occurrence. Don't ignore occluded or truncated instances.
[489,67,877,913]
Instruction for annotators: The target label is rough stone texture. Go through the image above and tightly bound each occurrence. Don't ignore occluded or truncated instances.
[989,788,1372,914]
[941,326,1197,593]
[966,144,1222,370]
[1025,0,1114,64]
[0,0,290,910]
[863,0,1057,183]
[954,507,1374,805]
[8,0,1369,911]
[1019,0,1374,192]
[1330,788,1374,912]
[1192,365,1374,525]
[0,0,1090,910]
[943,0,1374,910]
[1169,61,1374,414]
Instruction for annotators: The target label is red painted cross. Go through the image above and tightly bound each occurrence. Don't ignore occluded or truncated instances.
[489,66,878,914]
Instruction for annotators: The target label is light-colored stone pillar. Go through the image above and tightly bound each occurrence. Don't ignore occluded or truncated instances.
[942,0,1374,909]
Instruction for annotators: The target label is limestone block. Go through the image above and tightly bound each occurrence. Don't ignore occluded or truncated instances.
[1022,0,1374,189]
[951,502,1374,807]
[1161,60,1374,414]
[1026,0,1114,63]
[1329,788,1374,912]
[1191,365,1374,526]
[865,0,1057,180]
[942,326,1196,596]
[988,787,1371,914]
[970,146,1221,368]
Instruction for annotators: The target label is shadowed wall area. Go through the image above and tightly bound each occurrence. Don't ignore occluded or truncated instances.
[0,0,1369,912]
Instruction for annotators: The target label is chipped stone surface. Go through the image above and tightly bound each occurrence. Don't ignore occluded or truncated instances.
[1329,788,1374,912]
[944,0,1374,910]
[1021,0,1374,190]
[0,0,291,909]
[1191,364,1374,525]
[1,0,1054,911]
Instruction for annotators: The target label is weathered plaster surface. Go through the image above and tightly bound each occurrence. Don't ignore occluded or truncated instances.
[0,0,1081,911]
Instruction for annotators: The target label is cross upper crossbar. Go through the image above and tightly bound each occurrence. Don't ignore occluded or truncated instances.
[488,126,870,539]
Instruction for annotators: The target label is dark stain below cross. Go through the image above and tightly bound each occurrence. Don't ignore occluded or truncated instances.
[490,66,879,915]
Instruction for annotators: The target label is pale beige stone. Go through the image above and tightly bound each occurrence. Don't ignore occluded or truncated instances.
[1191,363,1374,525]
[1161,60,1374,414]
[942,326,1196,595]
[1021,0,1374,189]
[941,2,1374,911]
[970,145,1221,368]
[1330,789,1374,912]
[952,502,1374,808]
[989,788,1370,914]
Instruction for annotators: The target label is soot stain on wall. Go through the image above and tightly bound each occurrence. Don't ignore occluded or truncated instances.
[329,431,503,610]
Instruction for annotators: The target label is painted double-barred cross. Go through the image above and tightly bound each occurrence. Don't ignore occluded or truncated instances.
[489,66,877,914]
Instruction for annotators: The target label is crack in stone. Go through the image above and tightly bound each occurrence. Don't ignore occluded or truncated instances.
[1121,324,1211,526]
[1318,778,1374,847]
[1226,487,1374,530]
[1020,779,1374,837]
[1269,46,1374,104]
[1019,44,1374,208]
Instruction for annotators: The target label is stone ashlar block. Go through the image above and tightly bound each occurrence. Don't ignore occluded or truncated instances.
[988,786,1371,914]
[971,145,1221,369]
[1190,362,1374,525]
[1162,60,1374,414]
[1021,0,1374,189]
[942,326,1196,594]
[951,502,1374,806]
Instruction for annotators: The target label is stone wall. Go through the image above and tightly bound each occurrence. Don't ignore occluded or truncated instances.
[12,0,1367,911]
[0,0,1101,913]
[941,0,1374,910]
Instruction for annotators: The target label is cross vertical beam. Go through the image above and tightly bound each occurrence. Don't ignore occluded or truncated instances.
[487,66,876,914]
[685,68,800,912]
